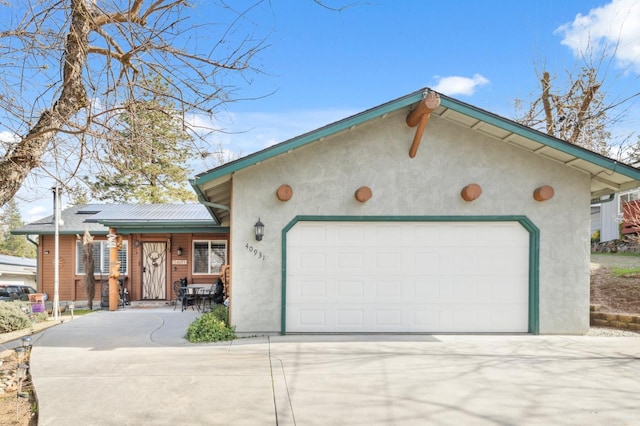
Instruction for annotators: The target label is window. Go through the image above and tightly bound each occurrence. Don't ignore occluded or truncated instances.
[193,240,227,274]
[76,241,128,275]
[620,190,640,204]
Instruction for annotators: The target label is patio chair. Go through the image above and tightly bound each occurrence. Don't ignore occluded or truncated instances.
[172,279,196,311]
[202,278,225,312]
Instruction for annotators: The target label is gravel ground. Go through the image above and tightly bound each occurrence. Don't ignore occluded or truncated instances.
[590,253,640,269]
[587,327,640,337]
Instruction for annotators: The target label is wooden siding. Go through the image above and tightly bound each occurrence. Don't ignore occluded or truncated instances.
[38,232,229,304]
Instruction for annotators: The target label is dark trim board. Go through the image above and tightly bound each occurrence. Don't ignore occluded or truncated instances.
[281,215,540,335]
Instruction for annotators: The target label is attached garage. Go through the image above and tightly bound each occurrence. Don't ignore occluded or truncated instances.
[284,218,535,333]
[192,88,640,335]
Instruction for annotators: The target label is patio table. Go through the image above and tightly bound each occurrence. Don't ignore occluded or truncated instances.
[186,286,207,311]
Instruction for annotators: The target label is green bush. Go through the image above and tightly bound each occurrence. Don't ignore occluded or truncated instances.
[210,304,229,324]
[0,301,31,333]
[591,229,600,244]
[186,308,235,343]
[33,312,49,322]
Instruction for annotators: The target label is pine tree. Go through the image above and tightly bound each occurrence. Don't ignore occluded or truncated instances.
[0,200,37,258]
[89,75,197,203]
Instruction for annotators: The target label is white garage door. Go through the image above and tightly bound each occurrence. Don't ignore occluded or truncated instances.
[286,221,530,333]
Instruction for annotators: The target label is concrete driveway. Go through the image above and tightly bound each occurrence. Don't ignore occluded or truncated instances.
[28,308,640,425]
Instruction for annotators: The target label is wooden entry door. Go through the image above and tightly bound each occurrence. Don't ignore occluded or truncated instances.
[142,242,167,300]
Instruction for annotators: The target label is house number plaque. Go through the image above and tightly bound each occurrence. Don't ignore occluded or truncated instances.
[245,243,266,261]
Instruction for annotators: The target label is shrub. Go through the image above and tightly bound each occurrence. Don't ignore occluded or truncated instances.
[33,312,49,322]
[0,301,31,333]
[186,308,235,343]
[591,229,600,244]
[210,304,229,325]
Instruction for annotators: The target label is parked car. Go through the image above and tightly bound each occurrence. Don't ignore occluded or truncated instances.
[0,284,39,302]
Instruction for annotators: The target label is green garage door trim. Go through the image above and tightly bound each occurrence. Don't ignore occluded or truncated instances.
[281,215,540,335]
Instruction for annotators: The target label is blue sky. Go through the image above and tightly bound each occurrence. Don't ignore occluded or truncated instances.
[15,0,640,222]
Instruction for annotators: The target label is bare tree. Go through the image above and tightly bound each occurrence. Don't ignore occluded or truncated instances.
[515,67,611,156]
[0,0,267,206]
[515,35,640,160]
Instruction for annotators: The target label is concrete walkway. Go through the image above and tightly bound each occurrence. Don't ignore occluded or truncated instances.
[28,308,640,425]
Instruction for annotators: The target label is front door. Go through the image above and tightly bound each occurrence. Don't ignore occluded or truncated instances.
[142,242,167,299]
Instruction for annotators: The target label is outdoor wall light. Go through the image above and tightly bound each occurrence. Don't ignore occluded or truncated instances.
[255,218,265,241]
[177,247,183,256]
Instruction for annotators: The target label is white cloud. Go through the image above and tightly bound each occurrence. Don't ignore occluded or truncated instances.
[431,74,490,96]
[556,0,640,73]
[0,130,18,143]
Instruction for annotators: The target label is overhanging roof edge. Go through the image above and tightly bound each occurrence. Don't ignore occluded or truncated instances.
[190,179,222,222]
[193,90,426,186]
[97,220,217,227]
[193,88,640,189]
[439,95,640,181]
[112,226,230,235]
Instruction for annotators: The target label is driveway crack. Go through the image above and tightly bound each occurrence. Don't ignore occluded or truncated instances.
[269,336,296,425]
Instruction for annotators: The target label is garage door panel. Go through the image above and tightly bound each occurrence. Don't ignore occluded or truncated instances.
[297,309,326,327]
[286,221,530,333]
[376,280,403,298]
[406,225,442,243]
[337,225,366,244]
[413,309,441,327]
[491,276,530,303]
[336,280,365,297]
[336,309,365,327]
[289,224,326,245]
[413,280,441,299]
[413,251,441,271]
[300,252,327,269]
[338,251,365,269]
[376,251,403,269]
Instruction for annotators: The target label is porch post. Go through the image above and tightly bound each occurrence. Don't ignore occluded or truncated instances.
[108,228,121,311]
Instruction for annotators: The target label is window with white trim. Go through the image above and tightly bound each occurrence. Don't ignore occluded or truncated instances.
[193,240,227,274]
[620,189,640,204]
[76,241,128,275]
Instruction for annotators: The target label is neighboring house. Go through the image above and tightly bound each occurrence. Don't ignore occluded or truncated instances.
[191,88,640,335]
[0,254,37,289]
[592,188,640,242]
[12,204,228,304]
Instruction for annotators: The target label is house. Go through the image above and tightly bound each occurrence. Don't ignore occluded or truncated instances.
[191,88,640,335]
[12,204,229,305]
[0,254,37,289]
[591,188,640,243]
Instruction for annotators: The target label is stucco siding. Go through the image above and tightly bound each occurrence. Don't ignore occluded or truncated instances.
[230,108,591,334]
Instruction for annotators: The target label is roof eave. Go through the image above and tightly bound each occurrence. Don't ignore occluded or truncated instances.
[438,96,640,183]
[190,179,221,222]
[193,89,426,186]
[192,88,640,193]
[106,226,230,235]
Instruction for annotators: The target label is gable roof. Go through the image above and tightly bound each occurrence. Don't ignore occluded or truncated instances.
[12,204,226,236]
[191,88,640,224]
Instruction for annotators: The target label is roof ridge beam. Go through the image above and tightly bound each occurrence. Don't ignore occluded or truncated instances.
[406,90,440,158]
